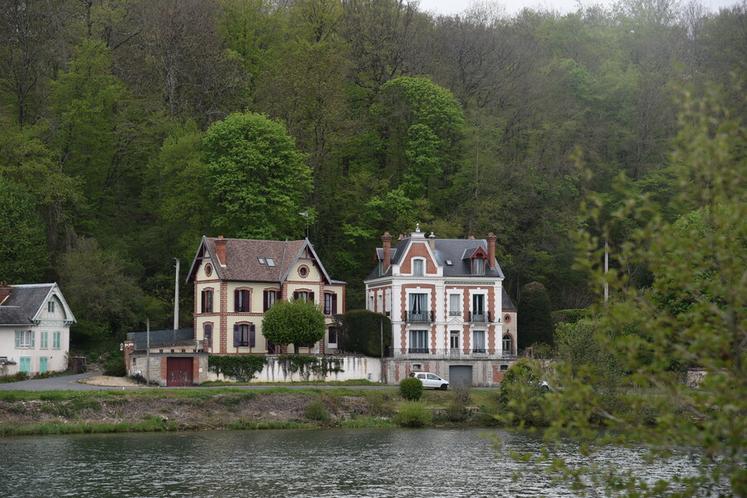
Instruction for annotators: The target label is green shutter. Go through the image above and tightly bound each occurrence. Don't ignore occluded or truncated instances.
[39,357,48,374]
[15,331,20,348]
[30,331,35,348]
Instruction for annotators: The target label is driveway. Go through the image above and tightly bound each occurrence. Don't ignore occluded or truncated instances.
[0,373,125,391]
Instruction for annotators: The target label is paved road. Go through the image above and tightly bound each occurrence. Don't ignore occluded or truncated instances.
[0,373,398,391]
[0,373,119,391]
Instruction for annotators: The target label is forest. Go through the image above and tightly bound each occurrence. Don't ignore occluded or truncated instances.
[1,0,745,348]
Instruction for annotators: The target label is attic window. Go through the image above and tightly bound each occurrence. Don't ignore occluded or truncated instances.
[266,258,276,267]
[258,257,266,265]
[445,260,453,266]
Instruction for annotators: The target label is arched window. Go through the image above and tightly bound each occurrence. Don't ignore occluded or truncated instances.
[502,334,513,356]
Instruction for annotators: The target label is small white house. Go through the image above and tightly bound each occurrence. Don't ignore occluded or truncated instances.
[0,283,76,376]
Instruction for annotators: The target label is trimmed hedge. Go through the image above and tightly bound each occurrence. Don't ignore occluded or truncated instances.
[399,377,423,400]
[337,309,392,356]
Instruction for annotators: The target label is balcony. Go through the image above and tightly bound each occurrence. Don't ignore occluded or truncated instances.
[395,348,502,359]
[405,311,433,323]
[467,311,494,323]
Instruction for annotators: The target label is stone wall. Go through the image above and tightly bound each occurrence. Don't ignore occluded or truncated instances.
[383,358,515,387]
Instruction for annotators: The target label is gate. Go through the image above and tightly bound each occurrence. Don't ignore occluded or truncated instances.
[449,365,473,388]
[166,357,194,386]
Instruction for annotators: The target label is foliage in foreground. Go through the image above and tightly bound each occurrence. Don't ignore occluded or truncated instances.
[534,87,747,497]
[393,402,432,428]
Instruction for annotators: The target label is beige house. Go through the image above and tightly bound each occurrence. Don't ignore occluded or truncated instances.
[187,236,346,355]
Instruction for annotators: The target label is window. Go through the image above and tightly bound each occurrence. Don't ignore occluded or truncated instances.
[298,265,309,277]
[41,331,48,349]
[413,259,424,276]
[48,301,55,313]
[19,357,31,373]
[409,330,428,353]
[328,327,338,344]
[445,259,453,265]
[258,257,266,265]
[472,294,486,321]
[502,335,513,355]
[324,293,337,315]
[204,263,213,277]
[233,323,255,348]
[266,258,276,267]
[201,289,214,313]
[472,258,485,275]
[473,330,486,353]
[234,289,250,312]
[293,291,313,302]
[427,374,439,380]
[450,331,460,350]
[449,294,461,316]
[263,290,277,311]
[204,323,213,344]
[15,330,34,349]
[408,293,428,321]
[53,331,61,350]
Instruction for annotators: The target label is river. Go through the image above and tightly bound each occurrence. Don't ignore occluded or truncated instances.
[0,428,703,497]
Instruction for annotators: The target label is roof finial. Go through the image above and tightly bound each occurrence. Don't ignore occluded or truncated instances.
[415,222,421,233]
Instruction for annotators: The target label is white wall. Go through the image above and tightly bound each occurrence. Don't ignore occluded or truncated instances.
[207,355,382,383]
[0,325,69,376]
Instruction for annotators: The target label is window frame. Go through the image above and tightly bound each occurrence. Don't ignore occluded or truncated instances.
[472,330,486,353]
[201,288,214,313]
[263,289,278,312]
[448,293,462,316]
[234,288,251,312]
[233,322,256,348]
[40,331,48,349]
[323,292,337,315]
[53,331,61,350]
[412,258,425,276]
[408,329,429,353]
[48,301,55,313]
[15,330,34,349]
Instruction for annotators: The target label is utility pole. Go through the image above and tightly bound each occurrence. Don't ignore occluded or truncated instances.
[173,258,180,346]
[604,239,609,304]
[380,316,385,384]
[146,317,151,385]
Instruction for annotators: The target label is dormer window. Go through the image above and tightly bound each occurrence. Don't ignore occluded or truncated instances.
[472,258,485,275]
[48,301,55,313]
[413,259,424,276]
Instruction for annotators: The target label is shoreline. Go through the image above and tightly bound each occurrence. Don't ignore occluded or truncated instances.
[0,387,499,437]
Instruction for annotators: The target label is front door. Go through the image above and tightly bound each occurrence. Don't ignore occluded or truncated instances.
[39,357,48,374]
[19,357,31,374]
[166,357,194,386]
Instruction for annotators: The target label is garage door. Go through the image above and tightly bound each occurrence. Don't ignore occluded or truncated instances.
[167,357,194,386]
[449,365,472,389]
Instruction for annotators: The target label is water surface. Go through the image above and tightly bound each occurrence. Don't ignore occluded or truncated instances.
[0,428,703,497]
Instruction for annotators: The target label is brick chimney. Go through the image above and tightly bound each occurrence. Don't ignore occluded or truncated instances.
[382,231,392,273]
[428,231,437,251]
[0,282,10,304]
[487,232,497,270]
[214,235,227,267]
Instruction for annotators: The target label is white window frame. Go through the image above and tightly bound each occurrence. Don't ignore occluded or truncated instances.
[48,301,55,313]
[472,330,486,353]
[412,258,425,276]
[40,331,49,349]
[53,331,61,350]
[15,330,34,349]
[448,292,462,317]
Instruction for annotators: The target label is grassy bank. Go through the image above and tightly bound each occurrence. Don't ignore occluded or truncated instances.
[0,388,500,437]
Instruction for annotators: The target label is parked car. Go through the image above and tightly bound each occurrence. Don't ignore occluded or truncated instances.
[410,372,449,390]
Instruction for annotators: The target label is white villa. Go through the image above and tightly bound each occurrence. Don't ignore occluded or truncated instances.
[0,283,76,376]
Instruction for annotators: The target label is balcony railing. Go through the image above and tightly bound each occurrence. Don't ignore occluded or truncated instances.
[405,311,434,323]
[467,311,494,323]
[395,348,505,359]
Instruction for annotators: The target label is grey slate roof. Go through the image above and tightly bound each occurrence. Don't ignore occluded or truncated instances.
[366,237,505,280]
[0,284,54,325]
[502,288,516,311]
[127,328,196,351]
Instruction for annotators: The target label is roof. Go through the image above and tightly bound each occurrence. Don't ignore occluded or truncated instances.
[502,288,516,311]
[366,237,505,280]
[126,328,196,351]
[187,236,340,284]
[0,284,55,325]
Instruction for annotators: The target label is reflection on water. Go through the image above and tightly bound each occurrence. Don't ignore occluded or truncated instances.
[0,428,703,497]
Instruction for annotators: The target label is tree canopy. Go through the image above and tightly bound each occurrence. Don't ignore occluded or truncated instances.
[262,300,326,351]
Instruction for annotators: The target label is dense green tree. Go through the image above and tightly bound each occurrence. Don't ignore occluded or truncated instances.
[518,281,554,349]
[0,179,48,282]
[262,300,326,352]
[203,112,312,239]
[58,237,144,347]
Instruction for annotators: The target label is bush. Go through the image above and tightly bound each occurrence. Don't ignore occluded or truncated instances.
[394,402,432,427]
[399,377,423,400]
[337,310,392,356]
[446,388,471,422]
[0,372,29,383]
[497,359,549,427]
[304,400,331,422]
[103,352,126,377]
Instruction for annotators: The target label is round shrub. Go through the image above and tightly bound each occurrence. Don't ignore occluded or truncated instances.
[304,400,331,422]
[399,377,423,400]
[394,402,432,427]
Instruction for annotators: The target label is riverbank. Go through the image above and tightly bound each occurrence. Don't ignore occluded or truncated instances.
[0,388,499,437]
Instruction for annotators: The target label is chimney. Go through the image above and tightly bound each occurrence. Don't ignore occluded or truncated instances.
[214,235,227,267]
[382,231,392,273]
[0,282,10,304]
[487,232,497,270]
[428,231,436,251]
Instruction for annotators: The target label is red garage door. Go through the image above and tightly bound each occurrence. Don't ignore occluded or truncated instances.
[167,357,194,386]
